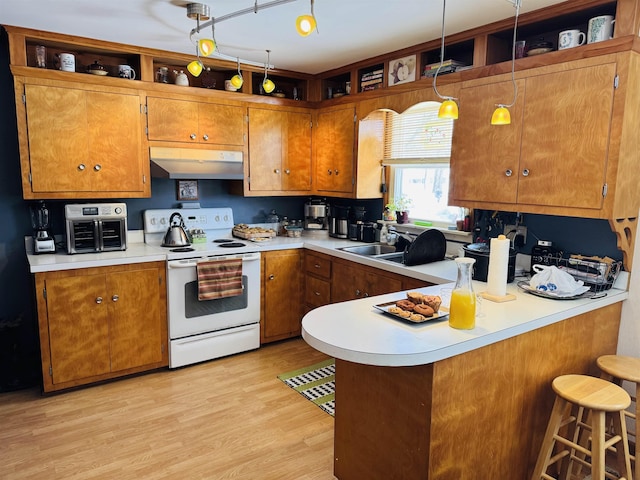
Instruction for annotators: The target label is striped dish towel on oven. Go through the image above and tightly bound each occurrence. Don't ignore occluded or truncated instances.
[196,258,243,301]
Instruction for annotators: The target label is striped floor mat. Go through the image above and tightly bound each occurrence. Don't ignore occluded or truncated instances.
[277,358,335,416]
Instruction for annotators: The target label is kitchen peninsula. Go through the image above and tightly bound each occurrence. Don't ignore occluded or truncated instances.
[302,282,628,479]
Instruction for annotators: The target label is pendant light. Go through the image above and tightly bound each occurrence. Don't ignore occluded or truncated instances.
[491,0,521,125]
[262,50,276,94]
[432,0,458,120]
[230,57,244,89]
[187,44,204,77]
[296,0,318,37]
[187,3,216,57]
[198,21,217,56]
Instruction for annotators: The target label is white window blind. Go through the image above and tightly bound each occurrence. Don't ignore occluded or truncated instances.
[383,101,453,164]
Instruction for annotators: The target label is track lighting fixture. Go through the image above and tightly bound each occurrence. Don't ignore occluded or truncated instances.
[491,0,522,125]
[262,50,276,94]
[187,45,204,77]
[432,0,458,120]
[230,57,244,89]
[296,0,318,36]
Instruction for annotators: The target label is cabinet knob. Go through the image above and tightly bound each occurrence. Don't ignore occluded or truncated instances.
[190,133,197,140]
[78,164,86,171]
[274,169,280,174]
[285,169,290,175]
[363,292,369,298]
[314,291,320,296]
[327,169,332,175]
[202,134,209,141]
[335,169,339,175]
[269,274,275,280]
[93,164,101,172]
[112,295,119,302]
[505,169,513,177]
[314,263,321,268]
[95,296,103,304]
[522,168,530,177]
[355,289,361,296]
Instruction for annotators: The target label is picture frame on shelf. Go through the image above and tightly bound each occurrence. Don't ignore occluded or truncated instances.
[388,54,417,86]
[177,180,198,201]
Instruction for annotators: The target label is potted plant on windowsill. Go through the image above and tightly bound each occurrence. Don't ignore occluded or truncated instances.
[386,195,412,224]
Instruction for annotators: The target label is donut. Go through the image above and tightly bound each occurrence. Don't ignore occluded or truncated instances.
[413,303,435,317]
[396,300,416,311]
[406,291,424,304]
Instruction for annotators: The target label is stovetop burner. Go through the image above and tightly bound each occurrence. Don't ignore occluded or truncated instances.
[219,242,246,248]
[170,247,195,252]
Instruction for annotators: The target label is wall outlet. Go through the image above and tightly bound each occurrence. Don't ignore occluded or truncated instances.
[504,224,527,244]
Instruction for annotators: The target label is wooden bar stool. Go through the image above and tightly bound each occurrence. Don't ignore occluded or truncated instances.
[597,355,640,480]
[531,374,633,480]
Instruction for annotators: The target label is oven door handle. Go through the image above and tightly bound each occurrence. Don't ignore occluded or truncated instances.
[167,252,260,269]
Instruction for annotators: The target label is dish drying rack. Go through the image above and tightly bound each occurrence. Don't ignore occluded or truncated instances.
[550,257,622,293]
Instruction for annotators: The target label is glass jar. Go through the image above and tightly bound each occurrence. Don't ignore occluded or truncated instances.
[266,209,280,235]
[449,257,477,330]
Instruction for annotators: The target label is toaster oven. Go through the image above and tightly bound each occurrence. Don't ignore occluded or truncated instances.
[65,203,127,254]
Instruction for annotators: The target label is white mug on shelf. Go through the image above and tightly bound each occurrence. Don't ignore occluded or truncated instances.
[558,29,586,50]
[587,15,615,44]
[118,64,136,80]
[57,52,75,72]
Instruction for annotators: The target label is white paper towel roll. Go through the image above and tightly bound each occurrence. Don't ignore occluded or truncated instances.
[487,235,510,297]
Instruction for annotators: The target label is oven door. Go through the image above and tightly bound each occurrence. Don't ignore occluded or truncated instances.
[167,252,261,340]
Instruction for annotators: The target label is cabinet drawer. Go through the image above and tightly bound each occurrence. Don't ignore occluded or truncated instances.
[305,275,331,307]
[305,252,331,279]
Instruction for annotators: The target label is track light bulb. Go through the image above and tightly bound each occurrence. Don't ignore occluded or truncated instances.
[296,14,316,36]
[187,60,203,77]
[438,99,459,119]
[231,74,243,89]
[491,105,511,125]
[263,78,276,94]
[198,38,216,56]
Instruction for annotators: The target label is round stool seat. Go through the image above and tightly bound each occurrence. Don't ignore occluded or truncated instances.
[597,355,640,384]
[552,374,631,411]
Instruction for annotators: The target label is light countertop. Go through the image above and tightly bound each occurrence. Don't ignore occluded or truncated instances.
[301,282,629,367]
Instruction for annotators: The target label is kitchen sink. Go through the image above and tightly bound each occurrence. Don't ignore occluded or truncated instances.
[376,252,405,264]
[339,244,398,256]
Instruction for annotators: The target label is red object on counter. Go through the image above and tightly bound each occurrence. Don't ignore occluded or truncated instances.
[463,215,471,232]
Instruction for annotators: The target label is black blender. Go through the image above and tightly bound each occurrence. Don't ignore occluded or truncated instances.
[30,200,55,254]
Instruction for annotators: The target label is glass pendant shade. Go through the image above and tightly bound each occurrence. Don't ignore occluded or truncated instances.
[230,74,244,89]
[198,38,216,56]
[263,78,276,94]
[438,99,459,119]
[491,106,511,125]
[296,14,316,36]
[187,60,204,77]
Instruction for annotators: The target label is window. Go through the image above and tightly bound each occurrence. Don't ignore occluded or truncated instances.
[383,101,461,225]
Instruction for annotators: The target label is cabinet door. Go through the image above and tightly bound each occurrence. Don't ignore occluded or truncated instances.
[315,107,355,194]
[305,275,331,308]
[449,79,525,204]
[25,85,144,195]
[262,250,302,342]
[107,268,164,372]
[331,261,364,302]
[366,270,403,297]
[46,274,110,384]
[198,102,245,146]
[147,97,200,142]
[248,107,284,191]
[518,64,615,209]
[283,111,312,191]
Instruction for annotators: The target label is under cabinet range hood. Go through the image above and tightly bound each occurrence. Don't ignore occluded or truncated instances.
[149,147,244,180]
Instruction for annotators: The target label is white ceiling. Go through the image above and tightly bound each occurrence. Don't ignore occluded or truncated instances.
[2,0,565,74]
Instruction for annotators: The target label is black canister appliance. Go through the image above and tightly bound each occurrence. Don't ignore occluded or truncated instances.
[462,242,516,282]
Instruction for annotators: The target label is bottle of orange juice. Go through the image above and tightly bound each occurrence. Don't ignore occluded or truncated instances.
[449,257,476,329]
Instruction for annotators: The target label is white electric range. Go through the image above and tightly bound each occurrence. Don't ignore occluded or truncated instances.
[143,207,262,368]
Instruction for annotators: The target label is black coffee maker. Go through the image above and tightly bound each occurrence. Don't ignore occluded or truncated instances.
[30,200,55,254]
[328,205,350,239]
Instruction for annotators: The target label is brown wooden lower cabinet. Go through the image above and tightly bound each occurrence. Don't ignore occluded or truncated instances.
[261,249,303,343]
[333,302,622,480]
[34,262,168,393]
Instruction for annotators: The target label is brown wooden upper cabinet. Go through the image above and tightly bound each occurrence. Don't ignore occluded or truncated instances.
[146,96,245,146]
[17,80,149,199]
[450,59,617,217]
[314,106,356,195]
[246,106,312,195]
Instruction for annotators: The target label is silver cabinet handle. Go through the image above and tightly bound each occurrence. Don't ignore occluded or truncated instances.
[363,292,369,297]
[269,274,275,280]
[505,169,512,177]
[285,169,290,175]
[274,169,280,174]
[78,164,86,171]
[190,133,197,140]
[112,295,119,302]
[96,296,103,304]
[522,168,530,177]
[355,289,361,296]
[94,164,101,171]
[314,263,321,268]
[203,134,209,141]
[335,169,339,175]
[314,291,320,296]
[327,169,332,175]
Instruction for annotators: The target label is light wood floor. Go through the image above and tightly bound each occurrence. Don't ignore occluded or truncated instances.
[0,338,336,480]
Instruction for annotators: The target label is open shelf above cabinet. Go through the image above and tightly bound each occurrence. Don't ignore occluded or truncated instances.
[250,72,307,100]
